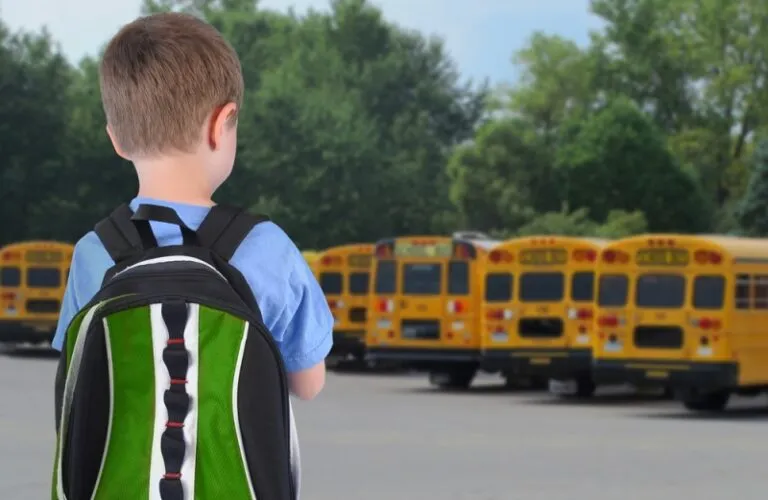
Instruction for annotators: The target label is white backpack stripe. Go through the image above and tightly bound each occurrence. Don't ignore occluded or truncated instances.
[148,303,200,499]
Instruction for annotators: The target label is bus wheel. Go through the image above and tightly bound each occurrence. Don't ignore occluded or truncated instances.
[682,391,730,412]
[575,376,596,398]
[429,366,477,390]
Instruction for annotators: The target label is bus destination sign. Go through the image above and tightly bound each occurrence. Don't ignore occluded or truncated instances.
[636,249,689,266]
[394,240,452,258]
[519,248,567,265]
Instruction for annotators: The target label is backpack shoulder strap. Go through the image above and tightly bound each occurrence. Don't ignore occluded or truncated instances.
[196,204,270,261]
[94,203,143,263]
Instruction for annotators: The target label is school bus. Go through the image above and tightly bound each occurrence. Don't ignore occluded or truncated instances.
[592,234,768,411]
[0,241,74,345]
[316,244,374,361]
[480,236,606,393]
[365,234,498,388]
[302,250,320,276]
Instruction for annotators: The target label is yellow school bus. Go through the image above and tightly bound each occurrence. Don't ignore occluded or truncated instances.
[480,236,606,393]
[0,241,74,345]
[302,250,320,276]
[592,234,768,412]
[316,244,374,361]
[366,234,498,388]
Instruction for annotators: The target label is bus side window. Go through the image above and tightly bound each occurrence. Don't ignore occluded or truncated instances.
[735,274,751,309]
[754,275,768,309]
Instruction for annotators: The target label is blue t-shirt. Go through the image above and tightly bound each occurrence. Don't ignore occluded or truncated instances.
[52,197,333,373]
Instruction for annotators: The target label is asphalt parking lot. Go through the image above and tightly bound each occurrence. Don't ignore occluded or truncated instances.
[1,348,767,500]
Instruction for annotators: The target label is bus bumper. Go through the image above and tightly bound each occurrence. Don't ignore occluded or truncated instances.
[366,347,481,370]
[0,320,55,344]
[481,348,592,379]
[592,359,738,391]
[330,330,366,358]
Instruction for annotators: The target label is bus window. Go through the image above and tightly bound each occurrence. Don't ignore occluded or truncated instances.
[27,268,61,288]
[485,273,512,302]
[598,275,628,307]
[375,261,396,294]
[520,272,564,302]
[693,275,725,309]
[754,276,768,309]
[403,263,441,295]
[571,271,594,302]
[636,274,685,308]
[0,267,21,286]
[320,273,343,294]
[348,272,370,296]
[735,274,750,309]
[448,261,469,295]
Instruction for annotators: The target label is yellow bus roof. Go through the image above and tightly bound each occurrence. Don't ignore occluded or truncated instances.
[605,234,768,260]
[0,240,74,251]
[493,235,609,250]
[319,243,374,258]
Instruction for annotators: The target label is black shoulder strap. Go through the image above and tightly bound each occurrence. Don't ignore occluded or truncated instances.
[94,204,143,263]
[196,204,270,261]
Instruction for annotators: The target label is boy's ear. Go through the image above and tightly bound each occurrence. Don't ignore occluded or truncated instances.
[105,124,130,160]
[208,102,238,150]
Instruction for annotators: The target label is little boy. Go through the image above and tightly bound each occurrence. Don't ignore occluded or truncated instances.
[52,13,332,400]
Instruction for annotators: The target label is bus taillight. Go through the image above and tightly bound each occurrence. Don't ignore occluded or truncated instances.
[602,250,629,264]
[693,317,721,330]
[486,309,503,320]
[598,315,618,327]
[489,249,513,263]
[1,251,21,261]
[447,299,465,314]
[0,291,15,301]
[694,250,722,264]
[573,249,597,262]
[377,298,394,313]
[577,308,593,320]
[328,299,344,309]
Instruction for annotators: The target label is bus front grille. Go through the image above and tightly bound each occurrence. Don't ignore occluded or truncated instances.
[26,299,60,314]
[518,317,563,338]
[633,326,683,349]
[401,320,440,340]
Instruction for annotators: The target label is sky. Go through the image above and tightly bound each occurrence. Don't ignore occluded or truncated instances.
[2,0,605,84]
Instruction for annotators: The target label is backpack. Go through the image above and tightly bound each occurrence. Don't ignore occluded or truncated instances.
[52,203,297,500]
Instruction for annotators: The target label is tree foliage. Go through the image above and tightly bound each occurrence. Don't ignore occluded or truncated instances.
[2,0,768,247]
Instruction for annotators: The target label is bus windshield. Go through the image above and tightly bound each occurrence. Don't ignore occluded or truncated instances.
[403,263,442,295]
[636,274,685,308]
[520,272,564,302]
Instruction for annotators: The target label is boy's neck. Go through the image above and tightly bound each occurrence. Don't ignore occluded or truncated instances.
[134,155,215,207]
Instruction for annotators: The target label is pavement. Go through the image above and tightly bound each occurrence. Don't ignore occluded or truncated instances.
[1,346,767,500]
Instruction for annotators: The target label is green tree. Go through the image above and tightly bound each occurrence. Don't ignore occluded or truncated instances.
[447,118,557,233]
[498,33,596,143]
[735,140,768,236]
[556,98,711,232]
[0,25,76,244]
[514,208,647,238]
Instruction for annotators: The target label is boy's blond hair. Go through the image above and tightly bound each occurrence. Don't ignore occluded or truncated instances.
[99,12,243,157]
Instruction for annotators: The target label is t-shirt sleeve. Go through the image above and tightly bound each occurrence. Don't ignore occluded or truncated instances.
[231,222,333,373]
[51,232,114,351]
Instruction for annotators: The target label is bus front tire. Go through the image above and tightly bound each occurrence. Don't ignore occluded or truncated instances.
[574,375,596,398]
[681,391,730,412]
[429,366,477,390]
